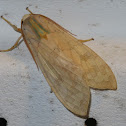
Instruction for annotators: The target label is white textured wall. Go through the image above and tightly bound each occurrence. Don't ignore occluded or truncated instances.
[0,0,126,126]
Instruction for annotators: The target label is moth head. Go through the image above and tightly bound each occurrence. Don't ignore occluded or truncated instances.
[21,14,31,23]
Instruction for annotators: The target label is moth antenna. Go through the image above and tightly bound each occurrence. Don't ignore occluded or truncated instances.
[1,15,21,33]
[1,15,13,25]
[26,7,34,14]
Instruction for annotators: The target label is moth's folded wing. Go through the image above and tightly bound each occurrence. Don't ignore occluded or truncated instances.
[37,52,90,117]
[44,31,117,90]
[24,38,90,117]
[22,14,117,90]
[21,15,91,117]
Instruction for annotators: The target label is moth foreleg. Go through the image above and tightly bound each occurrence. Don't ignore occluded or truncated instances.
[0,35,23,52]
[50,88,53,93]
[1,16,21,33]
[79,38,94,43]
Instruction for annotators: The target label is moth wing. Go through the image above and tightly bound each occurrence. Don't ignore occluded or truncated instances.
[37,51,91,117]
[32,14,117,90]
[21,15,91,117]
[73,41,117,90]
[35,20,117,90]
[54,33,117,90]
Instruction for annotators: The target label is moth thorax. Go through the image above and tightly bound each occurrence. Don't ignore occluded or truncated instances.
[22,14,31,22]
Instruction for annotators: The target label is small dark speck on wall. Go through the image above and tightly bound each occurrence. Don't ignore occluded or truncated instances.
[0,118,7,126]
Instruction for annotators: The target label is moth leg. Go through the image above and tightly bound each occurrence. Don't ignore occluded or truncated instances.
[1,16,21,33]
[79,38,94,43]
[50,88,53,93]
[0,35,23,52]
[26,7,34,14]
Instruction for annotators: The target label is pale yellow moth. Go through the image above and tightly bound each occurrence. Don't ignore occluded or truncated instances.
[0,8,117,118]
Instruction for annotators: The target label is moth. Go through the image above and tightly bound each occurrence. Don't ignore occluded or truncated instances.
[0,8,117,118]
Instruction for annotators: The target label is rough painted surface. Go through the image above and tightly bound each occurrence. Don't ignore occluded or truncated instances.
[0,0,126,126]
